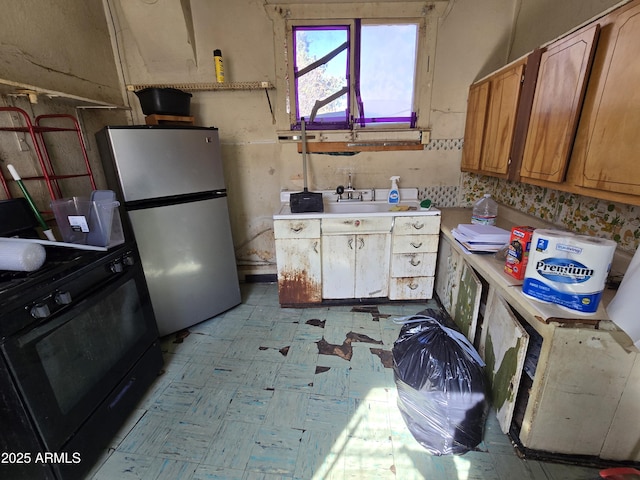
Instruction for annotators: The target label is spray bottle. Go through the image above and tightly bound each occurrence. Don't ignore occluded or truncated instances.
[388,176,400,204]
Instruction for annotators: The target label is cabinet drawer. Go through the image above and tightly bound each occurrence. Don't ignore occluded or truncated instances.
[389,277,435,300]
[393,216,440,235]
[274,219,321,239]
[392,234,439,253]
[391,252,437,277]
[322,216,393,234]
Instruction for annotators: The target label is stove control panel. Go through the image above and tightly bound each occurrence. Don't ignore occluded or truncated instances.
[1,243,140,334]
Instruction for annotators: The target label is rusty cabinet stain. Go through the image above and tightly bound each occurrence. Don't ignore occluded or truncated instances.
[274,219,321,305]
[278,269,321,304]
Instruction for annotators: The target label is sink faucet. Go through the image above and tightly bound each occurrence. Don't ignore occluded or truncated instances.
[345,173,356,200]
[335,172,362,201]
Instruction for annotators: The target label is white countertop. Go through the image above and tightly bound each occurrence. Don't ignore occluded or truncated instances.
[440,207,616,332]
[273,187,440,220]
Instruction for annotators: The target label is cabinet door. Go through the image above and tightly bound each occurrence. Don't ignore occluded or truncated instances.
[571,1,640,195]
[452,261,482,345]
[322,234,355,299]
[434,235,462,317]
[520,24,599,183]
[479,288,529,434]
[275,238,322,304]
[461,81,490,172]
[354,233,390,298]
[481,62,525,175]
[522,327,633,456]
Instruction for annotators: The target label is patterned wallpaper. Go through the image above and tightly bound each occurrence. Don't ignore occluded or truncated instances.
[415,137,639,254]
[460,173,640,254]
[418,138,462,208]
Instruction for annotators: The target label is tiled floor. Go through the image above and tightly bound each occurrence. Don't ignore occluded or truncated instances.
[89,282,602,480]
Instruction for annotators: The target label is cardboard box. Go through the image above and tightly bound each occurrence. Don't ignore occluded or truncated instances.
[504,226,535,280]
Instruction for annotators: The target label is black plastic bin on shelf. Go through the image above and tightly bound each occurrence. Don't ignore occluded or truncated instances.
[392,308,489,455]
[134,88,192,116]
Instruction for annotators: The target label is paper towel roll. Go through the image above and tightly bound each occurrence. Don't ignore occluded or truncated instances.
[0,241,46,271]
[523,230,616,314]
[607,246,640,349]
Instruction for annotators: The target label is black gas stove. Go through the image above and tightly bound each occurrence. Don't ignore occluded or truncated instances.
[0,245,101,296]
[0,242,133,337]
[0,240,163,480]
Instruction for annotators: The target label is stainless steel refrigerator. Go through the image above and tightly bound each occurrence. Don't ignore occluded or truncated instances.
[96,125,241,336]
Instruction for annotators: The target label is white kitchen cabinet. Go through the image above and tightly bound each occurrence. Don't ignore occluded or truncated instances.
[273,207,441,304]
[389,215,440,300]
[478,287,529,434]
[453,261,483,344]
[321,216,392,299]
[435,234,484,344]
[437,207,640,464]
[321,233,390,299]
[274,219,322,305]
[520,326,635,457]
[434,232,462,314]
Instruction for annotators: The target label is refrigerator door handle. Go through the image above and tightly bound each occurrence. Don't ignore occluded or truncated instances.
[126,190,227,211]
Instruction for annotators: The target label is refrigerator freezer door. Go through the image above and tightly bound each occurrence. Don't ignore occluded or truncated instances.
[128,196,241,336]
[103,127,225,202]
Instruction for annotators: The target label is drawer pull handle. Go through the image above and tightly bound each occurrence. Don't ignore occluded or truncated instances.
[410,242,423,249]
[408,283,419,290]
[348,238,354,250]
[313,241,318,254]
[410,257,421,266]
[358,238,365,250]
[291,226,303,233]
[412,222,424,230]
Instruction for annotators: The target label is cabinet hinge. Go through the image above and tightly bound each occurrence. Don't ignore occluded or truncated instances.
[521,74,525,84]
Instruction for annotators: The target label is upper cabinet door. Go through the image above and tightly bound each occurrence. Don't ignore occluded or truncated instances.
[480,62,526,176]
[520,24,600,183]
[461,81,490,172]
[570,0,640,195]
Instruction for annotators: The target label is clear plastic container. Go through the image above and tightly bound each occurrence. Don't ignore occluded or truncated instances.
[471,194,498,225]
[51,196,124,247]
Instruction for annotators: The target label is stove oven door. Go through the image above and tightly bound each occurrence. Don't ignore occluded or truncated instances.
[1,260,159,453]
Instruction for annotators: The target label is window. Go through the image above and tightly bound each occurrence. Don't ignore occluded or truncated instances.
[291,21,419,130]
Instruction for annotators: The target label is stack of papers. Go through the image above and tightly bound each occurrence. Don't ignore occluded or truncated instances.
[452,224,511,252]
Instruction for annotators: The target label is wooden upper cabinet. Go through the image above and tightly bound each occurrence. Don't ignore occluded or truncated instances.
[480,61,526,176]
[461,81,489,172]
[569,0,640,196]
[520,24,600,183]
[461,59,527,177]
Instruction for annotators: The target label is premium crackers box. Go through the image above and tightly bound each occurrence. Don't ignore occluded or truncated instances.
[504,226,535,280]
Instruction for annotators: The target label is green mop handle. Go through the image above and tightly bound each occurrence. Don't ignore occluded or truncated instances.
[7,164,50,231]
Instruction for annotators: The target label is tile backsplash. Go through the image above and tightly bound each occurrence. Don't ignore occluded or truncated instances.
[461,173,640,254]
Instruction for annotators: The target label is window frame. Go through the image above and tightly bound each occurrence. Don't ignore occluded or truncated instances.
[268,2,444,147]
[288,17,424,132]
[292,22,352,130]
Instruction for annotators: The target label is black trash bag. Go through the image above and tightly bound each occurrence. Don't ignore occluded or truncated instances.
[392,308,489,455]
